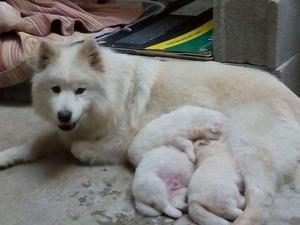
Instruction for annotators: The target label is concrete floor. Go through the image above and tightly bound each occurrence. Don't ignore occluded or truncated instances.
[0,105,174,225]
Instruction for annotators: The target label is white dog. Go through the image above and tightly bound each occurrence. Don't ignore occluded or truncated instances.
[131,106,224,218]
[1,39,300,225]
[188,140,245,225]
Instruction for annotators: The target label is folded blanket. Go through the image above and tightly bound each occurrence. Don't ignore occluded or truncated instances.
[0,0,143,88]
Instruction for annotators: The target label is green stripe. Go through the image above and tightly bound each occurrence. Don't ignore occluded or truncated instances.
[166,30,213,54]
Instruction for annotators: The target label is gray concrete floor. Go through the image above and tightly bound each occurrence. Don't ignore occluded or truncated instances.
[0,105,174,225]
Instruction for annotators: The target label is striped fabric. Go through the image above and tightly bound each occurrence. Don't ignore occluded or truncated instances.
[0,0,142,88]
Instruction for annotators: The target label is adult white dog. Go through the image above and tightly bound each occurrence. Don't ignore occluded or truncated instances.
[0,39,300,225]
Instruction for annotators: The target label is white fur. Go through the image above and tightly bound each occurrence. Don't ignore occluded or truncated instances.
[1,39,300,225]
[128,105,225,166]
[131,106,224,218]
[188,140,245,225]
[0,142,37,167]
[132,146,194,219]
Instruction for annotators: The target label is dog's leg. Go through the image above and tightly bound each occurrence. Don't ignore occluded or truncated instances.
[218,207,243,222]
[0,142,38,168]
[188,201,230,225]
[232,150,276,225]
[171,137,195,162]
[133,174,182,219]
[238,196,246,210]
[163,205,183,219]
[0,131,61,168]
[71,134,127,165]
[170,187,188,210]
[146,176,183,219]
[135,201,162,217]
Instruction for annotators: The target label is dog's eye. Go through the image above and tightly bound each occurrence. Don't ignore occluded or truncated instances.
[75,88,86,95]
[51,86,61,94]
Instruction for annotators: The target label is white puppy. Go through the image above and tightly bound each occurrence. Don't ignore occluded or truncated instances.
[128,106,225,167]
[131,106,225,218]
[188,140,245,225]
[132,145,194,218]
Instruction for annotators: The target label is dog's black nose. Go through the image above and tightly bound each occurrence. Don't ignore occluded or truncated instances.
[57,110,72,123]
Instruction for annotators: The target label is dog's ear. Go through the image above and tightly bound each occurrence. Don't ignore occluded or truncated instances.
[36,41,59,71]
[78,39,103,71]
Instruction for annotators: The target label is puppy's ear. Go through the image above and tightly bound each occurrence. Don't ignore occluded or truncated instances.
[78,39,103,71]
[194,139,210,148]
[36,41,59,71]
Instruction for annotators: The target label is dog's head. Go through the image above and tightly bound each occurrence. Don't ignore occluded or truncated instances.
[32,39,114,133]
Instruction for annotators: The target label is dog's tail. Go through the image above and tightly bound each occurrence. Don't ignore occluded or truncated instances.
[188,201,230,225]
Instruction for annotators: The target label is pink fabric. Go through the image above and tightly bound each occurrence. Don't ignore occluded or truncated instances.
[0,0,143,88]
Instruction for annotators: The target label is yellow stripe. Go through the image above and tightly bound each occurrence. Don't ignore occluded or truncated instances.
[146,20,213,50]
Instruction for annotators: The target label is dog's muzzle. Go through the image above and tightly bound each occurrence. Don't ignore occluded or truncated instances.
[58,122,76,131]
[57,110,77,131]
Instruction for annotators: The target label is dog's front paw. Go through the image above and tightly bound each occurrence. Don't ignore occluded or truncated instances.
[0,151,13,169]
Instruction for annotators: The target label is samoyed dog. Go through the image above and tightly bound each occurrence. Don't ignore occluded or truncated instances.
[1,39,300,225]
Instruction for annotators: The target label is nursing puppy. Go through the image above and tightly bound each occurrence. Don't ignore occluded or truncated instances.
[128,106,225,167]
[188,140,245,225]
[132,145,194,219]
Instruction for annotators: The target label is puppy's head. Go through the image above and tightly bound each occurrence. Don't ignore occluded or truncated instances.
[32,39,112,133]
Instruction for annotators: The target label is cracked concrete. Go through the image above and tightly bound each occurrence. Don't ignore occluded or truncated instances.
[0,104,300,225]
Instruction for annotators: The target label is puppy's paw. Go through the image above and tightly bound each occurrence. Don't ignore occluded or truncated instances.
[238,196,246,210]
[173,201,188,211]
[182,142,196,163]
[232,212,257,225]
[135,201,162,217]
[204,112,226,139]
[220,207,243,221]
[205,122,223,140]
[164,205,183,219]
